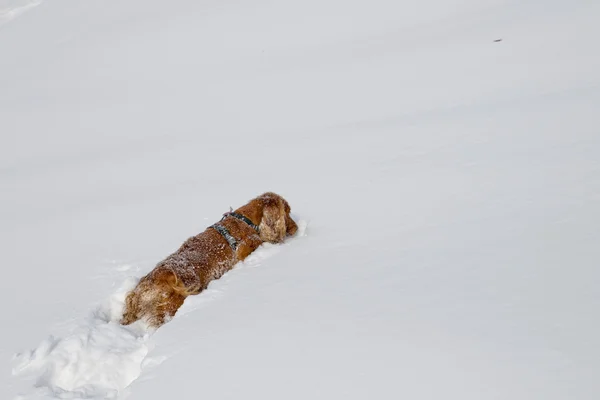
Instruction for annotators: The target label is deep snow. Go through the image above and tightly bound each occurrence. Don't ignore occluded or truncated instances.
[2,0,600,399]
[11,225,308,399]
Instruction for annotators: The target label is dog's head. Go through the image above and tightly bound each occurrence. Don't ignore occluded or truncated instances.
[121,269,188,328]
[254,192,298,243]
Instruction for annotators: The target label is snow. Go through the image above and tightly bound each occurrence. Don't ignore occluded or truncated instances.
[10,227,306,399]
[12,277,148,399]
[2,0,600,399]
[0,0,40,26]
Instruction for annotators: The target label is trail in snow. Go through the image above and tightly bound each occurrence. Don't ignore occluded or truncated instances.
[12,220,308,399]
[12,277,151,400]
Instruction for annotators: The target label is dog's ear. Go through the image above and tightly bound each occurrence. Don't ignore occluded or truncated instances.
[282,198,298,236]
[258,194,286,243]
[258,193,297,242]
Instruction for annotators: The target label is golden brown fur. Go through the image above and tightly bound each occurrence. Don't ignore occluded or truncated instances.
[121,192,297,328]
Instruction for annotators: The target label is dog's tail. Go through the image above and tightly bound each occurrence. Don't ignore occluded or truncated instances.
[155,269,203,298]
[120,270,196,326]
[169,273,201,296]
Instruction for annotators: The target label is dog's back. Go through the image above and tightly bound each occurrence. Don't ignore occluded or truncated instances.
[121,192,297,327]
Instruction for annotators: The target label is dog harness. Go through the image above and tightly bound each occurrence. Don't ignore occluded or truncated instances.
[224,212,260,233]
[211,223,239,250]
[211,211,260,251]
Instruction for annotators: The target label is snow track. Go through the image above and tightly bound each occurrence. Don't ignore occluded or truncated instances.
[13,278,153,399]
[12,221,307,399]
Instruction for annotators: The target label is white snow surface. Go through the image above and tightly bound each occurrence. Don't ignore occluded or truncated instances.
[2,0,600,399]
[0,0,40,26]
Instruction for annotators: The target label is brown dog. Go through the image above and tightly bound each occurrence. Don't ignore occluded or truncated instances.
[121,192,298,327]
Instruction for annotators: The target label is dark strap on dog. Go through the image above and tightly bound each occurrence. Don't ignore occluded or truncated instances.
[223,212,260,233]
[211,223,238,250]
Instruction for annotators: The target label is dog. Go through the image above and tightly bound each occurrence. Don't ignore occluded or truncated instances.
[120,192,297,328]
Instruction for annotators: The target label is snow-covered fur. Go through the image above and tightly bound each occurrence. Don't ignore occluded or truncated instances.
[121,192,297,327]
